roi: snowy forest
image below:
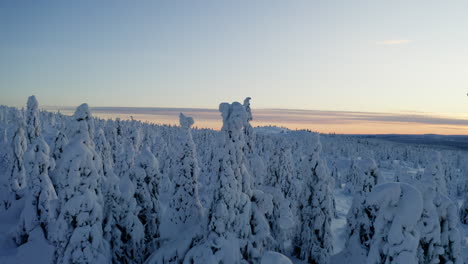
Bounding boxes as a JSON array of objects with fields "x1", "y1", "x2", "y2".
[{"x1": 1, "y1": 96, "x2": 468, "y2": 264}]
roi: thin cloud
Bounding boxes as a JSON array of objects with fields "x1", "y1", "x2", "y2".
[
  {"x1": 376, "y1": 39, "x2": 412, "y2": 45},
  {"x1": 43, "y1": 106, "x2": 468, "y2": 128}
]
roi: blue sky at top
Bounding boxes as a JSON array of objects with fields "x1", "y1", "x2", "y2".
[{"x1": 1, "y1": 0, "x2": 468, "y2": 115}]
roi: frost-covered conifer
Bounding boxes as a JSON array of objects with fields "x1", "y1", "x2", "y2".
[
  {"x1": 10, "y1": 114, "x2": 28, "y2": 198},
  {"x1": 242, "y1": 97, "x2": 266, "y2": 188},
  {"x1": 423, "y1": 151, "x2": 447, "y2": 195},
  {"x1": 129, "y1": 147, "x2": 161, "y2": 256},
  {"x1": 51, "y1": 104, "x2": 108, "y2": 264},
  {"x1": 264, "y1": 138, "x2": 297, "y2": 254},
  {"x1": 366, "y1": 183, "x2": 423, "y2": 264},
  {"x1": 204, "y1": 102, "x2": 254, "y2": 262},
  {"x1": 344, "y1": 158, "x2": 380, "y2": 257},
  {"x1": 25, "y1": 96, "x2": 40, "y2": 143},
  {"x1": 16, "y1": 97, "x2": 57, "y2": 245},
  {"x1": 113, "y1": 173, "x2": 145, "y2": 264},
  {"x1": 417, "y1": 150, "x2": 462, "y2": 264},
  {"x1": 94, "y1": 128, "x2": 122, "y2": 257},
  {"x1": 295, "y1": 133, "x2": 334, "y2": 264},
  {"x1": 51, "y1": 130, "x2": 69, "y2": 162},
  {"x1": 166, "y1": 113, "x2": 202, "y2": 234}
]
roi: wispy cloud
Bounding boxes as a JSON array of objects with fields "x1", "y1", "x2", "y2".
[
  {"x1": 376, "y1": 39, "x2": 412, "y2": 45},
  {"x1": 42, "y1": 106, "x2": 468, "y2": 135}
]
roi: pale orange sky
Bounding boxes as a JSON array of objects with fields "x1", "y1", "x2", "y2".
[{"x1": 49, "y1": 107, "x2": 468, "y2": 135}]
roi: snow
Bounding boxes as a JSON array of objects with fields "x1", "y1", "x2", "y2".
[
  {"x1": 261, "y1": 251, "x2": 293, "y2": 264},
  {"x1": 1, "y1": 96, "x2": 468, "y2": 264}
]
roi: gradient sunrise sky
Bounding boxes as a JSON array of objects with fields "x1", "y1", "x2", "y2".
[{"x1": 1, "y1": 1, "x2": 468, "y2": 134}]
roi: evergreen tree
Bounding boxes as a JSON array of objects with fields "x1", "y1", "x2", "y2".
[
  {"x1": 10, "y1": 113, "x2": 28, "y2": 198},
  {"x1": 295, "y1": 133, "x2": 334, "y2": 264},
  {"x1": 51, "y1": 104, "x2": 108, "y2": 263},
  {"x1": 16, "y1": 96, "x2": 57, "y2": 245}
]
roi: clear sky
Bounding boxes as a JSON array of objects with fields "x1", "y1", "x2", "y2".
[{"x1": 1, "y1": 1, "x2": 468, "y2": 133}]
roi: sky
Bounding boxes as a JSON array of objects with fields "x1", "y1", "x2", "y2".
[{"x1": 1, "y1": 1, "x2": 468, "y2": 134}]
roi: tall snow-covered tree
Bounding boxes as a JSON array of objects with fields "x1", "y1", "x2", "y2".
[
  {"x1": 16, "y1": 96, "x2": 58, "y2": 245},
  {"x1": 166, "y1": 113, "x2": 203, "y2": 233},
  {"x1": 114, "y1": 173, "x2": 145, "y2": 264},
  {"x1": 10, "y1": 113, "x2": 28, "y2": 198},
  {"x1": 51, "y1": 104, "x2": 108, "y2": 264},
  {"x1": 129, "y1": 147, "x2": 161, "y2": 256},
  {"x1": 25, "y1": 95, "x2": 40, "y2": 143},
  {"x1": 295, "y1": 132, "x2": 334, "y2": 264},
  {"x1": 147, "y1": 113, "x2": 204, "y2": 264},
  {"x1": 94, "y1": 128, "x2": 122, "y2": 260},
  {"x1": 264, "y1": 137, "x2": 297, "y2": 254},
  {"x1": 344, "y1": 158, "x2": 380, "y2": 258},
  {"x1": 417, "y1": 150, "x2": 462, "y2": 264},
  {"x1": 204, "y1": 102, "x2": 254, "y2": 262}
]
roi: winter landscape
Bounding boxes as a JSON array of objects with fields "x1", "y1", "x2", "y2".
[
  {"x1": 3, "y1": 1, "x2": 468, "y2": 264},
  {"x1": 0, "y1": 96, "x2": 467, "y2": 263}
]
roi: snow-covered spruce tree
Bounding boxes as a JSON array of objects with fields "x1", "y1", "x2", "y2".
[
  {"x1": 264, "y1": 137, "x2": 297, "y2": 254},
  {"x1": 195, "y1": 102, "x2": 255, "y2": 263},
  {"x1": 10, "y1": 113, "x2": 28, "y2": 199},
  {"x1": 166, "y1": 113, "x2": 202, "y2": 233},
  {"x1": 114, "y1": 172, "x2": 145, "y2": 264},
  {"x1": 344, "y1": 158, "x2": 380, "y2": 258},
  {"x1": 366, "y1": 182, "x2": 423, "y2": 264},
  {"x1": 115, "y1": 136, "x2": 137, "y2": 178},
  {"x1": 294, "y1": 132, "x2": 334, "y2": 264},
  {"x1": 129, "y1": 146, "x2": 161, "y2": 256},
  {"x1": 52, "y1": 130, "x2": 69, "y2": 162},
  {"x1": 434, "y1": 194, "x2": 462, "y2": 264},
  {"x1": 25, "y1": 95, "x2": 41, "y2": 144},
  {"x1": 242, "y1": 97, "x2": 266, "y2": 188},
  {"x1": 51, "y1": 104, "x2": 108, "y2": 263},
  {"x1": 417, "y1": 150, "x2": 462, "y2": 264},
  {"x1": 423, "y1": 151, "x2": 447, "y2": 195},
  {"x1": 147, "y1": 113, "x2": 204, "y2": 264},
  {"x1": 94, "y1": 128, "x2": 122, "y2": 258},
  {"x1": 16, "y1": 96, "x2": 58, "y2": 245}
]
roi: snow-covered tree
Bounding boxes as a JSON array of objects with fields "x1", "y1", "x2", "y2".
[
  {"x1": 295, "y1": 133, "x2": 334, "y2": 264},
  {"x1": 25, "y1": 95, "x2": 40, "y2": 143},
  {"x1": 166, "y1": 113, "x2": 203, "y2": 233},
  {"x1": 202, "y1": 101, "x2": 254, "y2": 262},
  {"x1": 16, "y1": 96, "x2": 57, "y2": 245},
  {"x1": 51, "y1": 104, "x2": 108, "y2": 264},
  {"x1": 114, "y1": 173, "x2": 145, "y2": 264},
  {"x1": 344, "y1": 158, "x2": 380, "y2": 257},
  {"x1": 10, "y1": 114, "x2": 28, "y2": 198},
  {"x1": 129, "y1": 147, "x2": 161, "y2": 256},
  {"x1": 95, "y1": 128, "x2": 122, "y2": 260},
  {"x1": 417, "y1": 150, "x2": 462, "y2": 264},
  {"x1": 264, "y1": 138, "x2": 297, "y2": 254},
  {"x1": 52, "y1": 130, "x2": 69, "y2": 162},
  {"x1": 422, "y1": 151, "x2": 447, "y2": 195},
  {"x1": 366, "y1": 183, "x2": 423, "y2": 264}
]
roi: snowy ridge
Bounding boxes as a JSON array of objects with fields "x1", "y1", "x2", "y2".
[{"x1": 0, "y1": 97, "x2": 468, "y2": 263}]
